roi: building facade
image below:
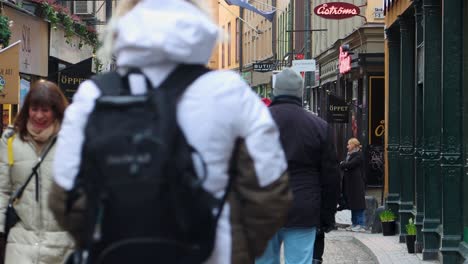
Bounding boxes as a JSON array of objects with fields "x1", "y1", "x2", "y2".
[
  {"x1": 240, "y1": 0, "x2": 274, "y2": 97},
  {"x1": 384, "y1": 0, "x2": 468, "y2": 262},
  {"x1": 0, "y1": 0, "x2": 110, "y2": 129},
  {"x1": 216, "y1": 2, "x2": 240, "y2": 71},
  {"x1": 311, "y1": 0, "x2": 385, "y2": 182},
  {"x1": 208, "y1": 0, "x2": 220, "y2": 69}
]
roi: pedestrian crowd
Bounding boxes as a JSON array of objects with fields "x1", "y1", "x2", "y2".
[{"x1": 0, "y1": 1, "x2": 367, "y2": 264}]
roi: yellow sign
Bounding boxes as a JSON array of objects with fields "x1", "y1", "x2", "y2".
[{"x1": 0, "y1": 41, "x2": 20, "y2": 104}]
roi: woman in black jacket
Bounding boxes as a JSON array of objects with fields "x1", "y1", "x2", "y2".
[{"x1": 340, "y1": 138, "x2": 366, "y2": 232}]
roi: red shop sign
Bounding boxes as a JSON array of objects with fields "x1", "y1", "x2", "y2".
[
  {"x1": 314, "y1": 2, "x2": 360, "y2": 20},
  {"x1": 339, "y1": 46, "x2": 351, "y2": 74}
]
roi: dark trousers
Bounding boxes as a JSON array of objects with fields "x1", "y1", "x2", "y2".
[{"x1": 313, "y1": 230, "x2": 325, "y2": 261}]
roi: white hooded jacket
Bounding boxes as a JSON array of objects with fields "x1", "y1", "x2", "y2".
[{"x1": 52, "y1": 1, "x2": 289, "y2": 263}]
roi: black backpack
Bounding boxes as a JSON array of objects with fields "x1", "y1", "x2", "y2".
[{"x1": 71, "y1": 65, "x2": 227, "y2": 264}]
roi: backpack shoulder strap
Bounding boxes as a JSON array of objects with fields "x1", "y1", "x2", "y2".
[
  {"x1": 158, "y1": 64, "x2": 211, "y2": 97},
  {"x1": 91, "y1": 72, "x2": 126, "y2": 96}
]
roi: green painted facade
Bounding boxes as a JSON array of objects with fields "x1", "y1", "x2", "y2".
[{"x1": 385, "y1": 0, "x2": 467, "y2": 262}]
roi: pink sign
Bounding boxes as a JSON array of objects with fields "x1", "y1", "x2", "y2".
[
  {"x1": 314, "y1": 2, "x2": 360, "y2": 20},
  {"x1": 339, "y1": 46, "x2": 351, "y2": 74}
]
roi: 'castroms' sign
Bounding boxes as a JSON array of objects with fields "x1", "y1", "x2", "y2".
[{"x1": 314, "y1": 2, "x2": 360, "y2": 20}]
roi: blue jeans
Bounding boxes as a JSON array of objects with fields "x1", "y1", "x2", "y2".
[
  {"x1": 351, "y1": 209, "x2": 366, "y2": 226},
  {"x1": 255, "y1": 227, "x2": 317, "y2": 264}
]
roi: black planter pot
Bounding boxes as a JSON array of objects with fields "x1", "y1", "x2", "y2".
[
  {"x1": 381, "y1": 221, "x2": 396, "y2": 236},
  {"x1": 406, "y1": 235, "x2": 416, "y2": 253}
]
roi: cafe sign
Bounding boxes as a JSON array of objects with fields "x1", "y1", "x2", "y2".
[{"x1": 314, "y1": 2, "x2": 360, "y2": 20}]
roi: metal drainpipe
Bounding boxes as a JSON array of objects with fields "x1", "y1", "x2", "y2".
[
  {"x1": 239, "y1": 8, "x2": 244, "y2": 74},
  {"x1": 304, "y1": 0, "x2": 311, "y2": 107},
  {"x1": 289, "y1": 0, "x2": 294, "y2": 66}
]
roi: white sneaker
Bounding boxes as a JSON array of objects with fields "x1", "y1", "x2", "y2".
[
  {"x1": 345, "y1": 225, "x2": 353, "y2": 231},
  {"x1": 351, "y1": 225, "x2": 366, "y2": 232}
]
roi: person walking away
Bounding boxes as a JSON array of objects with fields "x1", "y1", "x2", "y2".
[
  {"x1": 48, "y1": 1, "x2": 292, "y2": 264},
  {"x1": 0, "y1": 80, "x2": 73, "y2": 264},
  {"x1": 256, "y1": 68, "x2": 340, "y2": 264},
  {"x1": 340, "y1": 138, "x2": 366, "y2": 232}
]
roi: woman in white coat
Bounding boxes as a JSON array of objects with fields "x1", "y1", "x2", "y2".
[
  {"x1": 0, "y1": 80, "x2": 73, "y2": 264},
  {"x1": 49, "y1": 1, "x2": 292, "y2": 264}
]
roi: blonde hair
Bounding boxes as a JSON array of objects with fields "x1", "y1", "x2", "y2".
[
  {"x1": 97, "y1": 0, "x2": 214, "y2": 64},
  {"x1": 348, "y1": 138, "x2": 361, "y2": 149}
]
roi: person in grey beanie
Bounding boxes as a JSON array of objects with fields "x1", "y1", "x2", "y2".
[{"x1": 256, "y1": 68, "x2": 340, "y2": 264}]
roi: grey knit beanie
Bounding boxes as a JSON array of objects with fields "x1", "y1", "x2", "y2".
[{"x1": 273, "y1": 68, "x2": 304, "y2": 98}]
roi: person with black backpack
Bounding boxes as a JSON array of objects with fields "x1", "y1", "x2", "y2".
[{"x1": 48, "y1": 1, "x2": 292, "y2": 264}]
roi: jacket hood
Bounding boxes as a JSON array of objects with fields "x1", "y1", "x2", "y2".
[{"x1": 113, "y1": 0, "x2": 219, "y2": 67}]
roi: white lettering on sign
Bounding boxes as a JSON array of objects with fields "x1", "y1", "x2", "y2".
[{"x1": 329, "y1": 105, "x2": 349, "y2": 111}]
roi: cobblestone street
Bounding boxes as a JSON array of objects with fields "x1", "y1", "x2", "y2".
[
  {"x1": 321, "y1": 232, "x2": 376, "y2": 264},
  {"x1": 279, "y1": 210, "x2": 441, "y2": 264}
]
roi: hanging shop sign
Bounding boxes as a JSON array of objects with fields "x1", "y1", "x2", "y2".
[
  {"x1": 0, "y1": 41, "x2": 20, "y2": 104},
  {"x1": 327, "y1": 94, "x2": 349, "y2": 123},
  {"x1": 339, "y1": 46, "x2": 351, "y2": 74},
  {"x1": 58, "y1": 58, "x2": 93, "y2": 102},
  {"x1": 50, "y1": 26, "x2": 93, "y2": 64},
  {"x1": 253, "y1": 63, "x2": 275, "y2": 72},
  {"x1": 314, "y1": 2, "x2": 360, "y2": 20},
  {"x1": 4, "y1": 6, "x2": 48, "y2": 76},
  {"x1": 292, "y1": 59, "x2": 316, "y2": 73}
]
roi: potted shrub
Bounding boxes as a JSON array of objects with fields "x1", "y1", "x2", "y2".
[
  {"x1": 379, "y1": 209, "x2": 396, "y2": 236},
  {"x1": 405, "y1": 218, "x2": 417, "y2": 253}
]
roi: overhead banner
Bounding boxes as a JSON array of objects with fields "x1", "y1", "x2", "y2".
[
  {"x1": 327, "y1": 94, "x2": 349, "y2": 123},
  {"x1": 224, "y1": 0, "x2": 276, "y2": 22},
  {"x1": 58, "y1": 58, "x2": 93, "y2": 102},
  {"x1": 0, "y1": 41, "x2": 21, "y2": 104}
]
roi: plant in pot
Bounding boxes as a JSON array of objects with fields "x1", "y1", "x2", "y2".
[
  {"x1": 379, "y1": 209, "x2": 396, "y2": 236},
  {"x1": 405, "y1": 218, "x2": 417, "y2": 253}
]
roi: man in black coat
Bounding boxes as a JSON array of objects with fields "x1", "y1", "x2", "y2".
[{"x1": 256, "y1": 68, "x2": 340, "y2": 264}]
